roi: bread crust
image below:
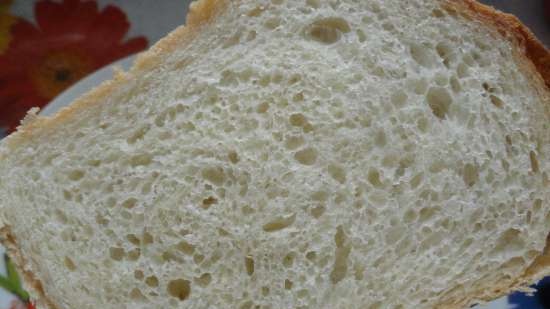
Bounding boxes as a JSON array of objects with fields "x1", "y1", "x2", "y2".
[
  {"x1": 0, "y1": 227, "x2": 58, "y2": 309},
  {"x1": 0, "y1": 1, "x2": 548, "y2": 309},
  {"x1": 433, "y1": 2, "x2": 550, "y2": 308},
  {"x1": 458, "y1": 0, "x2": 550, "y2": 89}
]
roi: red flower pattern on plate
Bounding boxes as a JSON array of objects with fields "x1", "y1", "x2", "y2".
[
  {"x1": 0, "y1": 0, "x2": 147, "y2": 132},
  {"x1": 9, "y1": 299, "x2": 33, "y2": 309}
]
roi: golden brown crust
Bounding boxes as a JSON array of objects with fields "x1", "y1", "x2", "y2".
[
  {"x1": 453, "y1": 0, "x2": 550, "y2": 88},
  {"x1": 1, "y1": 1, "x2": 549, "y2": 309},
  {"x1": 433, "y1": 2, "x2": 550, "y2": 308},
  {"x1": 435, "y1": 236, "x2": 550, "y2": 309},
  {"x1": 0, "y1": 226, "x2": 59, "y2": 309}
]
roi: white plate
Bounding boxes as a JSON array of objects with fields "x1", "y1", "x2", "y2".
[{"x1": 41, "y1": 55, "x2": 136, "y2": 117}]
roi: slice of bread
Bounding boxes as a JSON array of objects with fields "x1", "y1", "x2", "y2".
[{"x1": 1, "y1": 0, "x2": 549, "y2": 308}]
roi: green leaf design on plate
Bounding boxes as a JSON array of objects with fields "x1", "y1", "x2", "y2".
[
  {"x1": 6, "y1": 253, "x2": 22, "y2": 289},
  {"x1": 0, "y1": 254, "x2": 29, "y2": 301}
]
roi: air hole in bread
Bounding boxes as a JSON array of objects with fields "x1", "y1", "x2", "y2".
[
  {"x1": 122, "y1": 198, "x2": 138, "y2": 209},
  {"x1": 489, "y1": 95, "x2": 504, "y2": 108},
  {"x1": 530, "y1": 151, "x2": 540, "y2": 173},
  {"x1": 356, "y1": 29, "x2": 367, "y2": 42},
  {"x1": 246, "y1": 30, "x2": 256, "y2": 41},
  {"x1": 293, "y1": 92, "x2": 305, "y2": 102},
  {"x1": 305, "y1": 251, "x2": 317, "y2": 262},
  {"x1": 202, "y1": 196, "x2": 218, "y2": 209},
  {"x1": 456, "y1": 63, "x2": 469, "y2": 78},
  {"x1": 226, "y1": 151, "x2": 240, "y2": 164},
  {"x1": 410, "y1": 173, "x2": 424, "y2": 189},
  {"x1": 167, "y1": 279, "x2": 191, "y2": 301},
  {"x1": 403, "y1": 209, "x2": 417, "y2": 223},
  {"x1": 426, "y1": 87, "x2": 452, "y2": 119},
  {"x1": 305, "y1": 0, "x2": 320, "y2": 8},
  {"x1": 284, "y1": 279, "x2": 293, "y2": 290},
  {"x1": 391, "y1": 90, "x2": 407, "y2": 108},
  {"x1": 374, "y1": 130, "x2": 386, "y2": 147},
  {"x1": 142, "y1": 231, "x2": 154, "y2": 245},
  {"x1": 64, "y1": 256, "x2": 77, "y2": 271},
  {"x1": 382, "y1": 154, "x2": 398, "y2": 167},
  {"x1": 415, "y1": 116, "x2": 429, "y2": 133},
  {"x1": 492, "y1": 229, "x2": 524, "y2": 257},
  {"x1": 244, "y1": 256, "x2": 255, "y2": 276},
  {"x1": 127, "y1": 234, "x2": 140, "y2": 246},
  {"x1": 130, "y1": 288, "x2": 146, "y2": 301},
  {"x1": 330, "y1": 226, "x2": 351, "y2": 284},
  {"x1": 419, "y1": 206, "x2": 439, "y2": 222},
  {"x1": 450, "y1": 76, "x2": 461, "y2": 93},
  {"x1": 386, "y1": 226, "x2": 405, "y2": 245},
  {"x1": 410, "y1": 43, "x2": 435, "y2": 68},
  {"x1": 368, "y1": 169, "x2": 383, "y2": 187},
  {"x1": 264, "y1": 17, "x2": 281, "y2": 29},
  {"x1": 63, "y1": 190, "x2": 72, "y2": 201},
  {"x1": 175, "y1": 240, "x2": 195, "y2": 255},
  {"x1": 470, "y1": 51, "x2": 483, "y2": 65},
  {"x1": 127, "y1": 125, "x2": 151, "y2": 144},
  {"x1": 67, "y1": 170, "x2": 85, "y2": 181},
  {"x1": 289, "y1": 113, "x2": 309, "y2": 127},
  {"x1": 256, "y1": 102, "x2": 270, "y2": 114},
  {"x1": 431, "y1": 8, "x2": 445, "y2": 18},
  {"x1": 410, "y1": 78, "x2": 428, "y2": 95},
  {"x1": 134, "y1": 270, "x2": 144, "y2": 280},
  {"x1": 436, "y1": 42, "x2": 453, "y2": 63},
  {"x1": 193, "y1": 254, "x2": 205, "y2": 265},
  {"x1": 110, "y1": 247, "x2": 125, "y2": 261},
  {"x1": 105, "y1": 197, "x2": 117, "y2": 208},
  {"x1": 240, "y1": 300, "x2": 255, "y2": 309},
  {"x1": 223, "y1": 29, "x2": 243, "y2": 48},
  {"x1": 141, "y1": 181, "x2": 153, "y2": 195},
  {"x1": 263, "y1": 213, "x2": 296, "y2": 232},
  {"x1": 305, "y1": 17, "x2": 351, "y2": 44},
  {"x1": 120, "y1": 210, "x2": 132, "y2": 220},
  {"x1": 434, "y1": 73, "x2": 448, "y2": 86},
  {"x1": 382, "y1": 22, "x2": 394, "y2": 31},
  {"x1": 282, "y1": 252, "x2": 296, "y2": 268},
  {"x1": 127, "y1": 248, "x2": 141, "y2": 261},
  {"x1": 87, "y1": 159, "x2": 101, "y2": 167},
  {"x1": 145, "y1": 276, "x2": 159, "y2": 287},
  {"x1": 95, "y1": 213, "x2": 109, "y2": 226},
  {"x1": 129, "y1": 154, "x2": 153, "y2": 167},
  {"x1": 328, "y1": 164, "x2": 346, "y2": 183},
  {"x1": 195, "y1": 273, "x2": 212, "y2": 287},
  {"x1": 202, "y1": 167, "x2": 225, "y2": 186},
  {"x1": 462, "y1": 163, "x2": 479, "y2": 187},
  {"x1": 310, "y1": 205, "x2": 326, "y2": 218},
  {"x1": 294, "y1": 147, "x2": 318, "y2": 165},
  {"x1": 285, "y1": 135, "x2": 305, "y2": 150},
  {"x1": 162, "y1": 251, "x2": 182, "y2": 263}
]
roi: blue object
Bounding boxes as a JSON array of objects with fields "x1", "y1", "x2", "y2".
[{"x1": 509, "y1": 277, "x2": 550, "y2": 309}]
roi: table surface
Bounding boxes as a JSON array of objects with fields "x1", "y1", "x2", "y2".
[{"x1": 482, "y1": 0, "x2": 549, "y2": 46}]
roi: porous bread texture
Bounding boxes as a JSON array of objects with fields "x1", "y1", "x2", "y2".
[{"x1": 1, "y1": 0, "x2": 550, "y2": 308}]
